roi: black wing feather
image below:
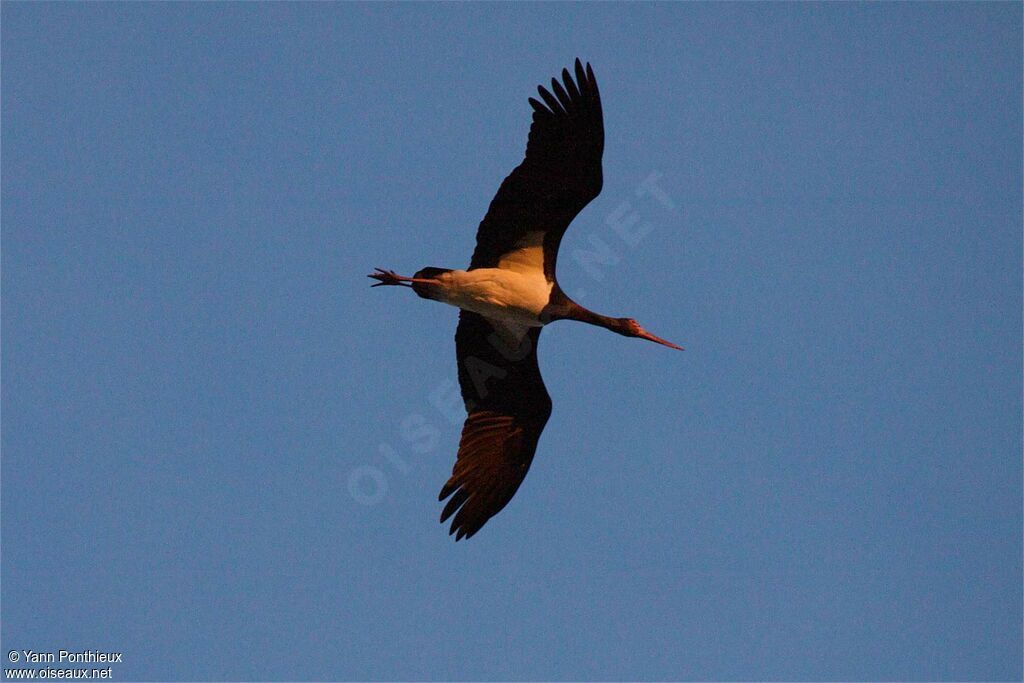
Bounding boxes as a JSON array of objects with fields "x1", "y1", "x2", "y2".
[
  {"x1": 439, "y1": 311, "x2": 552, "y2": 540},
  {"x1": 468, "y1": 59, "x2": 604, "y2": 281}
]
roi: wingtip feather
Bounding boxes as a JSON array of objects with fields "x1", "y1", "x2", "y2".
[
  {"x1": 536, "y1": 83, "x2": 564, "y2": 115},
  {"x1": 550, "y1": 77, "x2": 572, "y2": 111}
]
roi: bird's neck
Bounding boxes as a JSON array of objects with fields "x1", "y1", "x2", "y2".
[{"x1": 560, "y1": 300, "x2": 628, "y2": 335}]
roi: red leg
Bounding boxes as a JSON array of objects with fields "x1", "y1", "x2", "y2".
[{"x1": 367, "y1": 268, "x2": 441, "y2": 288}]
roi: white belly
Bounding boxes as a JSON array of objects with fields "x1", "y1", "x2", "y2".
[{"x1": 434, "y1": 269, "x2": 553, "y2": 327}]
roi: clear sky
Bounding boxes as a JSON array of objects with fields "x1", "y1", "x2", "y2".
[{"x1": 2, "y1": 3, "x2": 1021, "y2": 681}]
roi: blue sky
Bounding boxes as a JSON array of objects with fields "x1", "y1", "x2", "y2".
[{"x1": 2, "y1": 3, "x2": 1020, "y2": 681}]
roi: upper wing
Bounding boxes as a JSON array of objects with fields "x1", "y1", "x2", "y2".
[
  {"x1": 469, "y1": 59, "x2": 604, "y2": 281},
  {"x1": 439, "y1": 311, "x2": 553, "y2": 540}
]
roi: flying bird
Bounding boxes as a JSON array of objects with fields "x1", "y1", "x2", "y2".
[{"x1": 369, "y1": 59, "x2": 681, "y2": 540}]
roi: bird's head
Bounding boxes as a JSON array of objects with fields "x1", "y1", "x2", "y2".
[{"x1": 616, "y1": 318, "x2": 683, "y2": 350}]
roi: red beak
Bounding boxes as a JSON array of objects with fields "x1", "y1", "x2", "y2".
[{"x1": 636, "y1": 328, "x2": 684, "y2": 350}]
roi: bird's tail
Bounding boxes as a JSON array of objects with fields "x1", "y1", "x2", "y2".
[{"x1": 412, "y1": 267, "x2": 451, "y2": 300}]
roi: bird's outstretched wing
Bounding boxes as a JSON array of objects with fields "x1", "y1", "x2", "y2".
[
  {"x1": 439, "y1": 311, "x2": 552, "y2": 540},
  {"x1": 469, "y1": 59, "x2": 604, "y2": 281}
]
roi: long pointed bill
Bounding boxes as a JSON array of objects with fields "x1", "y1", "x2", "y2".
[{"x1": 636, "y1": 328, "x2": 684, "y2": 350}]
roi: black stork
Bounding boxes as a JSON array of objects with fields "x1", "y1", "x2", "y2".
[{"x1": 369, "y1": 59, "x2": 681, "y2": 540}]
